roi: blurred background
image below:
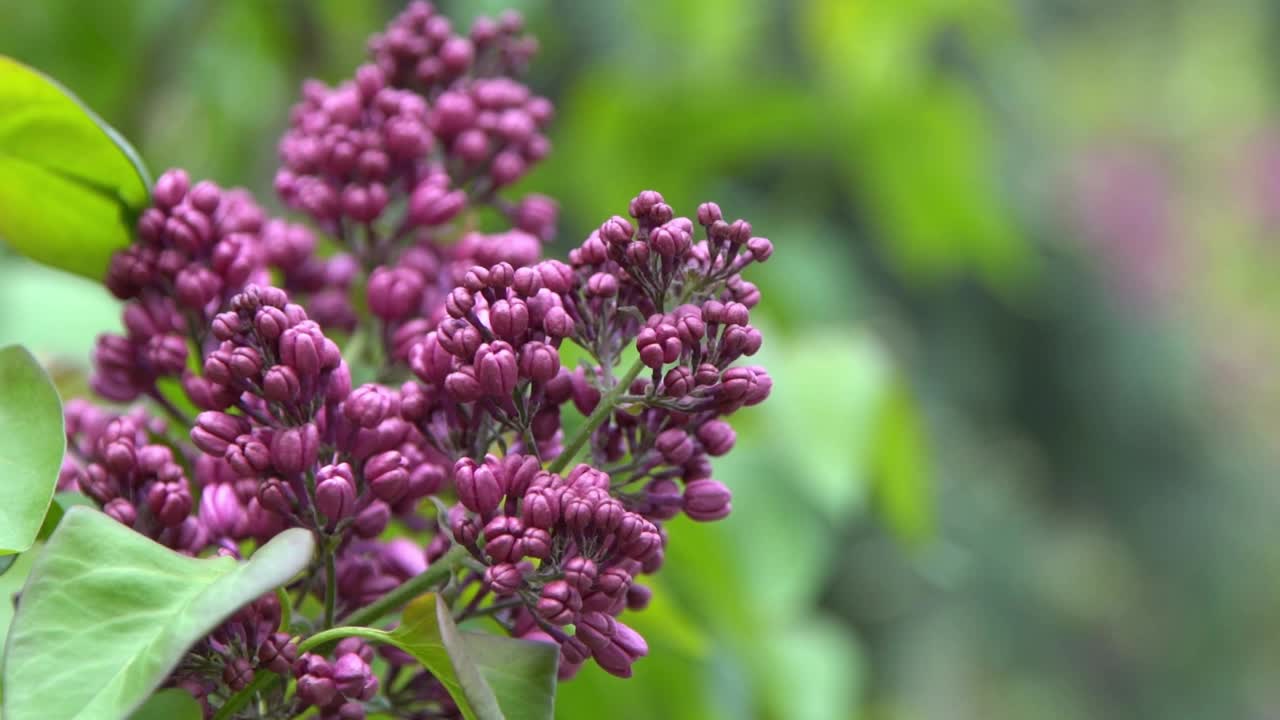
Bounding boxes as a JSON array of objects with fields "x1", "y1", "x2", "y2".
[{"x1": 3, "y1": 1, "x2": 1279, "y2": 718}]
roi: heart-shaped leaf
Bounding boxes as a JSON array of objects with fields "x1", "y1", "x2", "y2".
[
  {"x1": 0, "y1": 55, "x2": 150, "y2": 280},
  {"x1": 2, "y1": 508, "x2": 315, "y2": 720},
  {"x1": 0, "y1": 345, "x2": 64, "y2": 554}
]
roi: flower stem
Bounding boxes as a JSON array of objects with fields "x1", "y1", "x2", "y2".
[
  {"x1": 549, "y1": 356, "x2": 646, "y2": 474},
  {"x1": 341, "y1": 544, "x2": 469, "y2": 627},
  {"x1": 298, "y1": 625, "x2": 390, "y2": 654},
  {"x1": 323, "y1": 542, "x2": 337, "y2": 629}
]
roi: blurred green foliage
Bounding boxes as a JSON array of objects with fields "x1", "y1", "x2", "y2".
[{"x1": 3, "y1": 1, "x2": 1278, "y2": 719}]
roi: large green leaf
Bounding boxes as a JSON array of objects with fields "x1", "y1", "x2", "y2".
[
  {"x1": 0, "y1": 345, "x2": 64, "y2": 554},
  {"x1": 313, "y1": 594, "x2": 559, "y2": 720},
  {"x1": 0, "y1": 55, "x2": 150, "y2": 280},
  {"x1": 2, "y1": 508, "x2": 314, "y2": 720}
]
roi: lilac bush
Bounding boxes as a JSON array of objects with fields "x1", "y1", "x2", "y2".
[{"x1": 47, "y1": 3, "x2": 772, "y2": 717}]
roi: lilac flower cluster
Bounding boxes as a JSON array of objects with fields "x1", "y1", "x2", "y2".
[
  {"x1": 95, "y1": 170, "x2": 268, "y2": 404},
  {"x1": 60, "y1": 3, "x2": 775, "y2": 717}
]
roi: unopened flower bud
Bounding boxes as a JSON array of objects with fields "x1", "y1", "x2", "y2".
[
  {"x1": 270, "y1": 423, "x2": 320, "y2": 475},
  {"x1": 683, "y1": 479, "x2": 732, "y2": 521},
  {"x1": 365, "y1": 450, "x2": 409, "y2": 503},
  {"x1": 536, "y1": 580, "x2": 581, "y2": 625},
  {"x1": 483, "y1": 562, "x2": 523, "y2": 595}
]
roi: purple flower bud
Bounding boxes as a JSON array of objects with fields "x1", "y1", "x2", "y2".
[
  {"x1": 521, "y1": 486, "x2": 560, "y2": 529},
  {"x1": 200, "y1": 482, "x2": 245, "y2": 538},
  {"x1": 598, "y1": 215, "x2": 634, "y2": 245},
  {"x1": 222, "y1": 658, "x2": 254, "y2": 692},
  {"x1": 519, "y1": 527, "x2": 551, "y2": 559},
  {"x1": 103, "y1": 497, "x2": 137, "y2": 526},
  {"x1": 741, "y1": 235, "x2": 773, "y2": 261},
  {"x1": 333, "y1": 653, "x2": 373, "y2": 697},
  {"x1": 490, "y1": 150, "x2": 526, "y2": 186},
  {"x1": 327, "y1": 362, "x2": 354, "y2": 405},
  {"x1": 192, "y1": 412, "x2": 250, "y2": 456},
  {"x1": 586, "y1": 272, "x2": 618, "y2": 298},
  {"x1": 147, "y1": 480, "x2": 192, "y2": 526},
  {"x1": 536, "y1": 580, "x2": 581, "y2": 625},
  {"x1": 518, "y1": 342, "x2": 560, "y2": 383},
  {"x1": 368, "y1": 266, "x2": 425, "y2": 321},
  {"x1": 489, "y1": 298, "x2": 530, "y2": 341},
  {"x1": 563, "y1": 556, "x2": 598, "y2": 593},
  {"x1": 722, "y1": 302, "x2": 750, "y2": 327},
  {"x1": 483, "y1": 515, "x2": 523, "y2": 563},
  {"x1": 474, "y1": 342, "x2": 518, "y2": 397},
  {"x1": 353, "y1": 500, "x2": 391, "y2": 538},
  {"x1": 649, "y1": 223, "x2": 690, "y2": 257},
  {"x1": 562, "y1": 492, "x2": 594, "y2": 532},
  {"x1": 344, "y1": 384, "x2": 400, "y2": 429},
  {"x1": 297, "y1": 674, "x2": 338, "y2": 708},
  {"x1": 592, "y1": 498, "x2": 624, "y2": 533},
  {"x1": 542, "y1": 306, "x2": 574, "y2": 338},
  {"x1": 270, "y1": 423, "x2": 320, "y2": 475},
  {"x1": 654, "y1": 428, "x2": 694, "y2": 465},
  {"x1": 455, "y1": 458, "x2": 503, "y2": 514},
  {"x1": 626, "y1": 583, "x2": 652, "y2": 611},
  {"x1": 483, "y1": 562, "x2": 523, "y2": 595},
  {"x1": 365, "y1": 450, "x2": 409, "y2": 503},
  {"x1": 263, "y1": 365, "x2": 301, "y2": 404},
  {"x1": 153, "y1": 169, "x2": 190, "y2": 209},
  {"x1": 258, "y1": 632, "x2": 298, "y2": 675},
  {"x1": 409, "y1": 183, "x2": 466, "y2": 226},
  {"x1": 683, "y1": 479, "x2": 732, "y2": 521},
  {"x1": 225, "y1": 433, "x2": 272, "y2": 476},
  {"x1": 697, "y1": 420, "x2": 736, "y2": 456},
  {"x1": 695, "y1": 363, "x2": 721, "y2": 386},
  {"x1": 279, "y1": 320, "x2": 336, "y2": 378},
  {"x1": 594, "y1": 566, "x2": 633, "y2": 597},
  {"x1": 535, "y1": 260, "x2": 574, "y2": 293},
  {"x1": 143, "y1": 334, "x2": 189, "y2": 376},
  {"x1": 315, "y1": 463, "x2": 357, "y2": 524},
  {"x1": 430, "y1": 91, "x2": 477, "y2": 136},
  {"x1": 258, "y1": 477, "x2": 298, "y2": 516},
  {"x1": 445, "y1": 367, "x2": 483, "y2": 402},
  {"x1": 696, "y1": 202, "x2": 722, "y2": 226}
]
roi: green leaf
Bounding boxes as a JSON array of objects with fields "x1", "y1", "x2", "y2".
[
  {"x1": 127, "y1": 689, "x2": 202, "y2": 720},
  {"x1": 2, "y1": 508, "x2": 315, "y2": 720},
  {"x1": 460, "y1": 629, "x2": 558, "y2": 720},
  {"x1": 870, "y1": 379, "x2": 934, "y2": 544},
  {"x1": 36, "y1": 491, "x2": 95, "y2": 541},
  {"x1": 0, "y1": 55, "x2": 150, "y2": 280},
  {"x1": 0, "y1": 345, "x2": 64, "y2": 554},
  {"x1": 311, "y1": 594, "x2": 559, "y2": 720},
  {"x1": 0, "y1": 546, "x2": 37, "y2": 651},
  {"x1": 389, "y1": 594, "x2": 503, "y2": 720}
]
